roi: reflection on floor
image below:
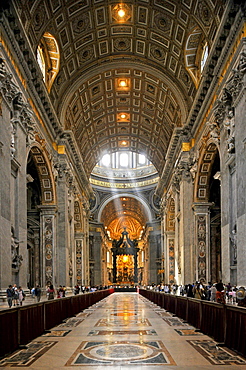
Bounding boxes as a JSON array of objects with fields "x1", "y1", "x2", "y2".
[
  {"x1": 65, "y1": 340, "x2": 175, "y2": 366},
  {"x1": 0, "y1": 292, "x2": 246, "y2": 369}
]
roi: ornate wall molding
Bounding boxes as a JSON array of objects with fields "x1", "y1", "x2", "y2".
[
  {"x1": 29, "y1": 145, "x2": 56, "y2": 204},
  {"x1": 194, "y1": 142, "x2": 218, "y2": 202}
]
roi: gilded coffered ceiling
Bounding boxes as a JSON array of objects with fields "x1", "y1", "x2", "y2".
[
  {"x1": 100, "y1": 196, "x2": 149, "y2": 239},
  {"x1": 17, "y1": 0, "x2": 225, "y2": 175}
]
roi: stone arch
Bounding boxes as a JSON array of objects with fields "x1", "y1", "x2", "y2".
[
  {"x1": 98, "y1": 193, "x2": 152, "y2": 223},
  {"x1": 37, "y1": 32, "x2": 60, "y2": 92},
  {"x1": 193, "y1": 139, "x2": 221, "y2": 283},
  {"x1": 194, "y1": 141, "x2": 220, "y2": 202},
  {"x1": 28, "y1": 145, "x2": 56, "y2": 205},
  {"x1": 184, "y1": 26, "x2": 207, "y2": 88}
]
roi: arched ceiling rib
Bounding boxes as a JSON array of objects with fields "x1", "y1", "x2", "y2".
[
  {"x1": 63, "y1": 65, "x2": 184, "y2": 175},
  {"x1": 18, "y1": 0, "x2": 225, "y2": 176},
  {"x1": 100, "y1": 196, "x2": 149, "y2": 239}
]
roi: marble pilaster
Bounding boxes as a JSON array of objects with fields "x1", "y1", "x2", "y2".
[
  {"x1": 233, "y1": 55, "x2": 246, "y2": 286},
  {"x1": 192, "y1": 203, "x2": 213, "y2": 283},
  {"x1": 55, "y1": 161, "x2": 70, "y2": 287},
  {"x1": 179, "y1": 176, "x2": 194, "y2": 284},
  {"x1": 94, "y1": 234, "x2": 102, "y2": 286},
  {"x1": 0, "y1": 104, "x2": 12, "y2": 289},
  {"x1": 39, "y1": 205, "x2": 57, "y2": 287},
  {"x1": 148, "y1": 233, "x2": 157, "y2": 284},
  {"x1": 165, "y1": 231, "x2": 175, "y2": 285},
  {"x1": 33, "y1": 227, "x2": 40, "y2": 286},
  {"x1": 75, "y1": 233, "x2": 84, "y2": 286}
]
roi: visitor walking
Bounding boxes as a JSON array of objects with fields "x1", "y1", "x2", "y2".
[
  {"x1": 18, "y1": 286, "x2": 25, "y2": 306},
  {"x1": 35, "y1": 285, "x2": 42, "y2": 302},
  {"x1": 6, "y1": 285, "x2": 14, "y2": 308},
  {"x1": 12, "y1": 284, "x2": 19, "y2": 306},
  {"x1": 47, "y1": 284, "x2": 55, "y2": 300}
]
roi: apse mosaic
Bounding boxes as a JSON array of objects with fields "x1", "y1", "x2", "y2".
[{"x1": 65, "y1": 340, "x2": 176, "y2": 366}]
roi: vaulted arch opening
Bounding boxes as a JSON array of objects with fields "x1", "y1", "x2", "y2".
[{"x1": 37, "y1": 32, "x2": 60, "y2": 92}]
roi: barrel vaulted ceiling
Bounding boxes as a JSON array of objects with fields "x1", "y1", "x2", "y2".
[
  {"x1": 100, "y1": 196, "x2": 149, "y2": 239},
  {"x1": 17, "y1": 0, "x2": 225, "y2": 176}
]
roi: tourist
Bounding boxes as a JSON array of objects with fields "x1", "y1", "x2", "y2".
[
  {"x1": 210, "y1": 284, "x2": 217, "y2": 302},
  {"x1": 12, "y1": 284, "x2": 19, "y2": 306},
  {"x1": 35, "y1": 285, "x2": 42, "y2": 302},
  {"x1": 193, "y1": 281, "x2": 205, "y2": 299},
  {"x1": 6, "y1": 285, "x2": 14, "y2": 308},
  {"x1": 18, "y1": 286, "x2": 25, "y2": 306},
  {"x1": 58, "y1": 285, "x2": 64, "y2": 298},
  {"x1": 47, "y1": 284, "x2": 55, "y2": 300}
]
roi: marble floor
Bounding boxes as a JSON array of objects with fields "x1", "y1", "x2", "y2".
[{"x1": 1, "y1": 292, "x2": 246, "y2": 369}]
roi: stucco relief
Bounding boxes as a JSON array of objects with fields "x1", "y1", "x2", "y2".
[
  {"x1": 44, "y1": 216, "x2": 53, "y2": 283},
  {"x1": 169, "y1": 239, "x2": 175, "y2": 284},
  {"x1": 197, "y1": 216, "x2": 206, "y2": 281}
]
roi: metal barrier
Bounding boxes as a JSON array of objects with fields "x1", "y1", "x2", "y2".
[
  {"x1": 0, "y1": 289, "x2": 114, "y2": 358},
  {"x1": 139, "y1": 289, "x2": 246, "y2": 357}
]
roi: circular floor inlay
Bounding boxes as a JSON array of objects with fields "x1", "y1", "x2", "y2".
[
  {"x1": 90, "y1": 344, "x2": 153, "y2": 360},
  {"x1": 111, "y1": 312, "x2": 136, "y2": 316}
]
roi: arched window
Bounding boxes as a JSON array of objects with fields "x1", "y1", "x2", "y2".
[
  {"x1": 120, "y1": 153, "x2": 129, "y2": 167},
  {"x1": 101, "y1": 154, "x2": 111, "y2": 167},
  {"x1": 201, "y1": 43, "x2": 209, "y2": 72},
  {"x1": 37, "y1": 45, "x2": 45, "y2": 77},
  {"x1": 185, "y1": 27, "x2": 208, "y2": 88},
  {"x1": 99, "y1": 152, "x2": 149, "y2": 169},
  {"x1": 36, "y1": 32, "x2": 60, "y2": 92}
]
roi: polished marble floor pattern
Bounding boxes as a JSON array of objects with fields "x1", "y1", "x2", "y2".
[{"x1": 1, "y1": 292, "x2": 246, "y2": 369}]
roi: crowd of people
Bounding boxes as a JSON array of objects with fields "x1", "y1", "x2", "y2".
[
  {"x1": 146, "y1": 280, "x2": 246, "y2": 305},
  {"x1": 73, "y1": 285, "x2": 109, "y2": 295},
  {"x1": 6, "y1": 284, "x2": 26, "y2": 308},
  {"x1": 5, "y1": 283, "x2": 110, "y2": 308},
  {"x1": 6, "y1": 281, "x2": 246, "y2": 308}
]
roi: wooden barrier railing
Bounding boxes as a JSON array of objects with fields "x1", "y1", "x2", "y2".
[
  {"x1": 0, "y1": 289, "x2": 114, "y2": 358},
  {"x1": 139, "y1": 289, "x2": 246, "y2": 357}
]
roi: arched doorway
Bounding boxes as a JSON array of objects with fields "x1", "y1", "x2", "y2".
[
  {"x1": 26, "y1": 152, "x2": 42, "y2": 289},
  {"x1": 195, "y1": 142, "x2": 221, "y2": 283},
  {"x1": 208, "y1": 151, "x2": 221, "y2": 283},
  {"x1": 26, "y1": 145, "x2": 56, "y2": 288}
]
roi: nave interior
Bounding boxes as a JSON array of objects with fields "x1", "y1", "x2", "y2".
[{"x1": 1, "y1": 292, "x2": 246, "y2": 369}]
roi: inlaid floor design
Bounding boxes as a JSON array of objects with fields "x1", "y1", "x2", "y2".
[
  {"x1": 75, "y1": 312, "x2": 91, "y2": 318},
  {"x1": 57, "y1": 318, "x2": 84, "y2": 328},
  {"x1": 42, "y1": 330, "x2": 71, "y2": 337},
  {"x1": 65, "y1": 340, "x2": 176, "y2": 366},
  {"x1": 187, "y1": 340, "x2": 246, "y2": 365},
  {"x1": 162, "y1": 317, "x2": 190, "y2": 326},
  {"x1": 1, "y1": 292, "x2": 246, "y2": 369},
  {"x1": 174, "y1": 328, "x2": 204, "y2": 336},
  {"x1": 88, "y1": 329, "x2": 157, "y2": 336},
  {"x1": 94, "y1": 317, "x2": 152, "y2": 327},
  {"x1": 0, "y1": 342, "x2": 57, "y2": 367}
]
